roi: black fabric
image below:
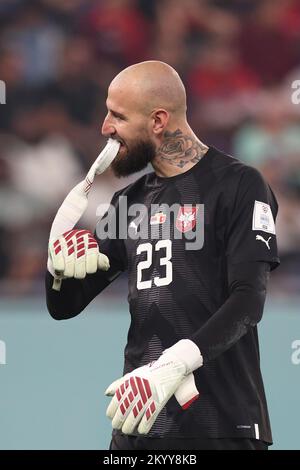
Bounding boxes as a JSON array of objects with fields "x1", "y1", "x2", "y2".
[
  {"x1": 109, "y1": 432, "x2": 268, "y2": 450},
  {"x1": 45, "y1": 146, "x2": 280, "y2": 443},
  {"x1": 45, "y1": 254, "x2": 123, "y2": 320},
  {"x1": 191, "y1": 261, "x2": 270, "y2": 362}
]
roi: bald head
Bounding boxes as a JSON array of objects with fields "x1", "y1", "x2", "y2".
[
  {"x1": 102, "y1": 61, "x2": 203, "y2": 179},
  {"x1": 109, "y1": 61, "x2": 187, "y2": 118}
]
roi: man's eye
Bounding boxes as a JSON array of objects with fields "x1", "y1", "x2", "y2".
[{"x1": 111, "y1": 112, "x2": 123, "y2": 120}]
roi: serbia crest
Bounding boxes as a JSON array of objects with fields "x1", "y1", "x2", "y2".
[{"x1": 176, "y1": 206, "x2": 199, "y2": 233}]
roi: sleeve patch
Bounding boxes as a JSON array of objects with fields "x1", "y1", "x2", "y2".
[{"x1": 252, "y1": 200, "x2": 276, "y2": 234}]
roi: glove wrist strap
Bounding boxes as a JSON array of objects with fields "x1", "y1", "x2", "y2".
[{"x1": 164, "y1": 339, "x2": 203, "y2": 373}]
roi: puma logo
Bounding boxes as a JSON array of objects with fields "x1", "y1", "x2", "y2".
[
  {"x1": 256, "y1": 235, "x2": 271, "y2": 250},
  {"x1": 129, "y1": 220, "x2": 138, "y2": 234}
]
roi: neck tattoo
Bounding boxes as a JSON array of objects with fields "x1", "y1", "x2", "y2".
[{"x1": 156, "y1": 129, "x2": 208, "y2": 169}]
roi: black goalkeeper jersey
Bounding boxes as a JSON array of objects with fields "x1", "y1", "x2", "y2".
[
  {"x1": 46, "y1": 146, "x2": 280, "y2": 442},
  {"x1": 92, "y1": 146, "x2": 280, "y2": 443}
]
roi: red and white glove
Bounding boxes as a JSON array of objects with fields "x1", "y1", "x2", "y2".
[
  {"x1": 48, "y1": 229, "x2": 109, "y2": 287},
  {"x1": 47, "y1": 138, "x2": 120, "y2": 291},
  {"x1": 105, "y1": 339, "x2": 203, "y2": 435}
]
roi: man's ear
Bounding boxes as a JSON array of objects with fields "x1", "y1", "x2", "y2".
[{"x1": 151, "y1": 109, "x2": 169, "y2": 136}]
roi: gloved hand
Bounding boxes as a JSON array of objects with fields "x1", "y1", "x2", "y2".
[
  {"x1": 48, "y1": 229, "x2": 109, "y2": 285},
  {"x1": 105, "y1": 339, "x2": 203, "y2": 435},
  {"x1": 47, "y1": 138, "x2": 120, "y2": 291}
]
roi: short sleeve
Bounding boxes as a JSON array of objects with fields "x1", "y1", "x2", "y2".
[{"x1": 225, "y1": 167, "x2": 280, "y2": 270}]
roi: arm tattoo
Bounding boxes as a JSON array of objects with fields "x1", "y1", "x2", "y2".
[{"x1": 156, "y1": 129, "x2": 208, "y2": 168}]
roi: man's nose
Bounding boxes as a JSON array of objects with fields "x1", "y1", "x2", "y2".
[{"x1": 101, "y1": 117, "x2": 116, "y2": 137}]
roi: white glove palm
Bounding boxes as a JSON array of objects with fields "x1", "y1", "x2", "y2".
[{"x1": 105, "y1": 339, "x2": 203, "y2": 435}]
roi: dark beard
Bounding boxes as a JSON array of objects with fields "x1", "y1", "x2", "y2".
[{"x1": 111, "y1": 139, "x2": 156, "y2": 177}]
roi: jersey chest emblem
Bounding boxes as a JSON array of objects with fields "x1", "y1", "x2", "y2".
[
  {"x1": 176, "y1": 206, "x2": 198, "y2": 233},
  {"x1": 150, "y1": 212, "x2": 166, "y2": 225}
]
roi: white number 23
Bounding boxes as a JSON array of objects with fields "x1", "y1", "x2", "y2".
[{"x1": 136, "y1": 240, "x2": 172, "y2": 290}]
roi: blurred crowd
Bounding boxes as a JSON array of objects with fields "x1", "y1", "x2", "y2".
[{"x1": 0, "y1": 0, "x2": 300, "y2": 296}]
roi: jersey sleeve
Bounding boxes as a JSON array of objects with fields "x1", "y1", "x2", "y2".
[
  {"x1": 225, "y1": 167, "x2": 280, "y2": 270},
  {"x1": 191, "y1": 261, "x2": 270, "y2": 362}
]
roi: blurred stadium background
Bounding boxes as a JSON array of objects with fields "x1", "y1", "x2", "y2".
[{"x1": 0, "y1": 0, "x2": 299, "y2": 449}]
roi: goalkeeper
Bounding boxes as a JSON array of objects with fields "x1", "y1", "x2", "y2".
[{"x1": 46, "y1": 61, "x2": 280, "y2": 450}]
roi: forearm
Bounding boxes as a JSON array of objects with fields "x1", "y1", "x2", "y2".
[
  {"x1": 45, "y1": 268, "x2": 114, "y2": 320},
  {"x1": 190, "y1": 261, "x2": 270, "y2": 363}
]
